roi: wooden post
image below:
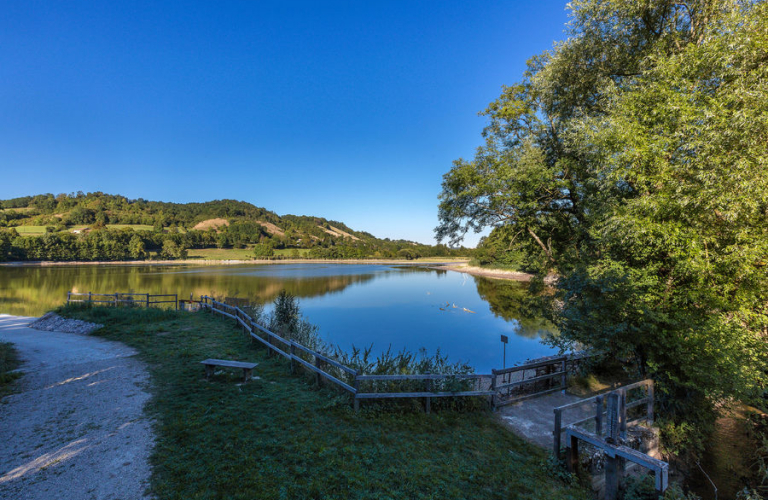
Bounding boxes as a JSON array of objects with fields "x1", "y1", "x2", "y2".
[
  {"x1": 553, "y1": 408, "x2": 562, "y2": 458},
  {"x1": 114, "y1": 293, "x2": 118, "y2": 307},
  {"x1": 560, "y1": 358, "x2": 567, "y2": 393},
  {"x1": 174, "y1": 294, "x2": 178, "y2": 310},
  {"x1": 314, "y1": 356, "x2": 322, "y2": 387},
  {"x1": 605, "y1": 393, "x2": 621, "y2": 500},
  {"x1": 655, "y1": 465, "x2": 669, "y2": 494},
  {"x1": 566, "y1": 433, "x2": 579, "y2": 472},
  {"x1": 88, "y1": 291, "x2": 92, "y2": 304},
  {"x1": 146, "y1": 293, "x2": 150, "y2": 308},
  {"x1": 290, "y1": 343, "x2": 296, "y2": 374},
  {"x1": 67, "y1": 291, "x2": 71, "y2": 305},
  {"x1": 595, "y1": 396, "x2": 604, "y2": 436},
  {"x1": 490, "y1": 369, "x2": 497, "y2": 411},
  {"x1": 425, "y1": 378, "x2": 432, "y2": 414},
  {"x1": 353, "y1": 372, "x2": 360, "y2": 412},
  {"x1": 646, "y1": 381, "x2": 654, "y2": 424},
  {"x1": 605, "y1": 450, "x2": 619, "y2": 500},
  {"x1": 619, "y1": 388, "x2": 627, "y2": 440}
]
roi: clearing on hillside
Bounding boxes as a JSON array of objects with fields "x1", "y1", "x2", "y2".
[
  {"x1": 193, "y1": 218, "x2": 230, "y2": 231},
  {"x1": 320, "y1": 225, "x2": 360, "y2": 240},
  {"x1": 256, "y1": 221, "x2": 285, "y2": 237}
]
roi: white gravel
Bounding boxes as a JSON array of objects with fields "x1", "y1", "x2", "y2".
[
  {"x1": 0, "y1": 314, "x2": 155, "y2": 500},
  {"x1": 28, "y1": 312, "x2": 104, "y2": 335}
]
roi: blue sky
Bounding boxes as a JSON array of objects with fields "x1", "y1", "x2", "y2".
[{"x1": 1, "y1": 1, "x2": 570, "y2": 245}]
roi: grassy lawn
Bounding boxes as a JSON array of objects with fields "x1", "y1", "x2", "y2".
[
  {"x1": 59, "y1": 305, "x2": 587, "y2": 500},
  {"x1": 0, "y1": 341, "x2": 21, "y2": 398}
]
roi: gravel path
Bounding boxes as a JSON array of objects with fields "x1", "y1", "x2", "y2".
[{"x1": 0, "y1": 314, "x2": 154, "y2": 500}]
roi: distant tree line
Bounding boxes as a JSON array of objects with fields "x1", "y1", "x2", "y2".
[{"x1": 0, "y1": 192, "x2": 469, "y2": 262}]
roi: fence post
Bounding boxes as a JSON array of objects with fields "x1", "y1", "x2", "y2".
[
  {"x1": 67, "y1": 291, "x2": 71, "y2": 305},
  {"x1": 290, "y1": 342, "x2": 296, "y2": 374},
  {"x1": 146, "y1": 294, "x2": 150, "y2": 308},
  {"x1": 595, "y1": 395, "x2": 604, "y2": 436},
  {"x1": 605, "y1": 393, "x2": 621, "y2": 500},
  {"x1": 560, "y1": 358, "x2": 567, "y2": 393},
  {"x1": 174, "y1": 294, "x2": 178, "y2": 311},
  {"x1": 114, "y1": 293, "x2": 118, "y2": 307},
  {"x1": 88, "y1": 291, "x2": 92, "y2": 305},
  {"x1": 619, "y1": 388, "x2": 627, "y2": 440},
  {"x1": 353, "y1": 372, "x2": 360, "y2": 412},
  {"x1": 646, "y1": 381, "x2": 654, "y2": 425},
  {"x1": 425, "y1": 378, "x2": 432, "y2": 414},
  {"x1": 566, "y1": 433, "x2": 579, "y2": 472},
  {"x1": 314, "y1": 356, "x2": 322, "y2": 387},
  {"x1": 553, "y1": 408, "x2": 562, "y2": 458},
  {"x1": 490, "y1": 369, "x2": 497, "y2": 411}
]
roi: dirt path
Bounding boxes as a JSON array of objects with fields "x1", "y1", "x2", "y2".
[{"x1": 0, "y1": 315, "x2": 154, "y2": 500}]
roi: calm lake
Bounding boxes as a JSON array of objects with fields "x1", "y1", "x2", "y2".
[{"x1": 0, "y1": 263, "x2": 557, "y2": 372}]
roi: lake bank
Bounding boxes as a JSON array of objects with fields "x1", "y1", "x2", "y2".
[
  {"x1": 0, "y1": 262, "x2": 557, "y2": 369},
  {"x1": 0, "y1": 259, "x2": 545, "y2": 284},
  {"x1": 49, "y1": 306, "x2": 589, "y2": 500},
  {"x1": 0, "y1": 257, "x2": 470, "y2": 267}
]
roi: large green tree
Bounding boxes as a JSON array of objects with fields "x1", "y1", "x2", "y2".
[{"x1": 437, "y1": 0, "x2": 767, "y2": 436}]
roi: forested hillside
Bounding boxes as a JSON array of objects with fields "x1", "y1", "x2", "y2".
[{"x1": 0, "y1": 192, "x2": 464, "y2": 261}]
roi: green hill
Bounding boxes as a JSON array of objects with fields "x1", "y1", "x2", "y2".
[{"x1": 0, "y1": 192, "x2": 467, "y2": 262}]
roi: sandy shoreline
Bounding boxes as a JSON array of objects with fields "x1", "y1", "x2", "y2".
[{"x1": 437, "y1": 264, "x2": 536, "y2": 282}]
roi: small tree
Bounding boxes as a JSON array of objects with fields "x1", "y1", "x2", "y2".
[{"x1": 129, "y1": 235, "x2": 146, "y2": 259}]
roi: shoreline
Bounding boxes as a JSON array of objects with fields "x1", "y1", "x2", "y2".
[
  {"x1": 437, "y1": 264, "x2": 536, "y2": 282},
  {"x1": 0, "y1": 258, "x2": 543, "y2": 282},
  {"x1": 0, "y1": 258, "x2": 471, "y2": 267}
]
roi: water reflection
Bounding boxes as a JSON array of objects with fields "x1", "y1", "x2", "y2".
[
  {"x1": 474, "y1": 277, "x2": 557, "y2": 339},
  {"x1": 0, "y1": 263, "x2": 557, "y2": 370}
]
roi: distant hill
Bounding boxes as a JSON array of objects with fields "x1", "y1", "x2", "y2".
[{"x1": 0, "y1": 192, "x2": 467, "y2": 262}]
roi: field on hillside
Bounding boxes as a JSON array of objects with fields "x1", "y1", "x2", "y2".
[{"x1": 12, "y1": 226, "x2": 47, "y2": 235}]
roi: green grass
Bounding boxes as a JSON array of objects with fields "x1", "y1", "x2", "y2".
[
  {"x1": 0, "y1": 341, "x2": 21, "y2": 397},
  {"x1": 273, "y1": 248, "x2": 311, "y2": 257},
  {"x1": 107, "y1": 224, "x2": 155, "y2": 231},
  {"x1": 58, "y1": 305, "x2": 588, "y2": 500},
  {"x1": 187, "y1": 247, "x2": 255, "y2": 260},
  {"x1": 13, "y1": 225, "x2": 47, "y2": 235}
]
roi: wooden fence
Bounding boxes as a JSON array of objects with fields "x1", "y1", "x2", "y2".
[
  {"x1": 67, "y1": 291, "x2": 178, "y2": 309},
  {"x1": 552, "y1": 381, "x2": 666, "y2": 498},
  {"x1": 553, "y1": 379, "x2": 654, "y2": 458},
  {"x1": 64, "y1": 290, "x2": 592, "y2": 412},
  {"x1": 199, "y1": 295, "x2": 591, "y2": 412}
]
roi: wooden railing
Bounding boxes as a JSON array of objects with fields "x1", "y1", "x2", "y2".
[
  {"x1": 553, "y1": 380, "x2": 666, "y2": 498},
  {"x1": 552, "y1": 379, "x2": 654, "y2": 458},
  {"x1": 67, "y1": 291, "x2": 178, "y2": 309},
  {"x1": 64, "y1": 290, "x2": 590, "y2": 412},
  {"x1": 200, "y1": 295, "x2": 498, "y2": 412}
]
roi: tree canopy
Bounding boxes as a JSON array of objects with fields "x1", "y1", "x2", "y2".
[{"x1": 438, "y1": 0, "x2": 767, "y2": 436}]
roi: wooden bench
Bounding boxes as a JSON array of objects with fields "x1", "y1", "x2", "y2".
[{"x1": 200, "y1": 359, "x2": 258, "y2": 383}]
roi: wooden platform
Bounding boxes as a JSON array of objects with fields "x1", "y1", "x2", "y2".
[{"x1": 200, "y1": 358, "x2": 257, "y2": 383}]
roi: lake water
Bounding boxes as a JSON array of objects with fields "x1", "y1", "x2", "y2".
[{"x1": 0, "y1": 263, "x2": 557, "y2": 372}]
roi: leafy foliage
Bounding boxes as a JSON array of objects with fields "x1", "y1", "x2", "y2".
[{"x1": 437, "y1": 0, "x2": 768, "y2": 448}]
